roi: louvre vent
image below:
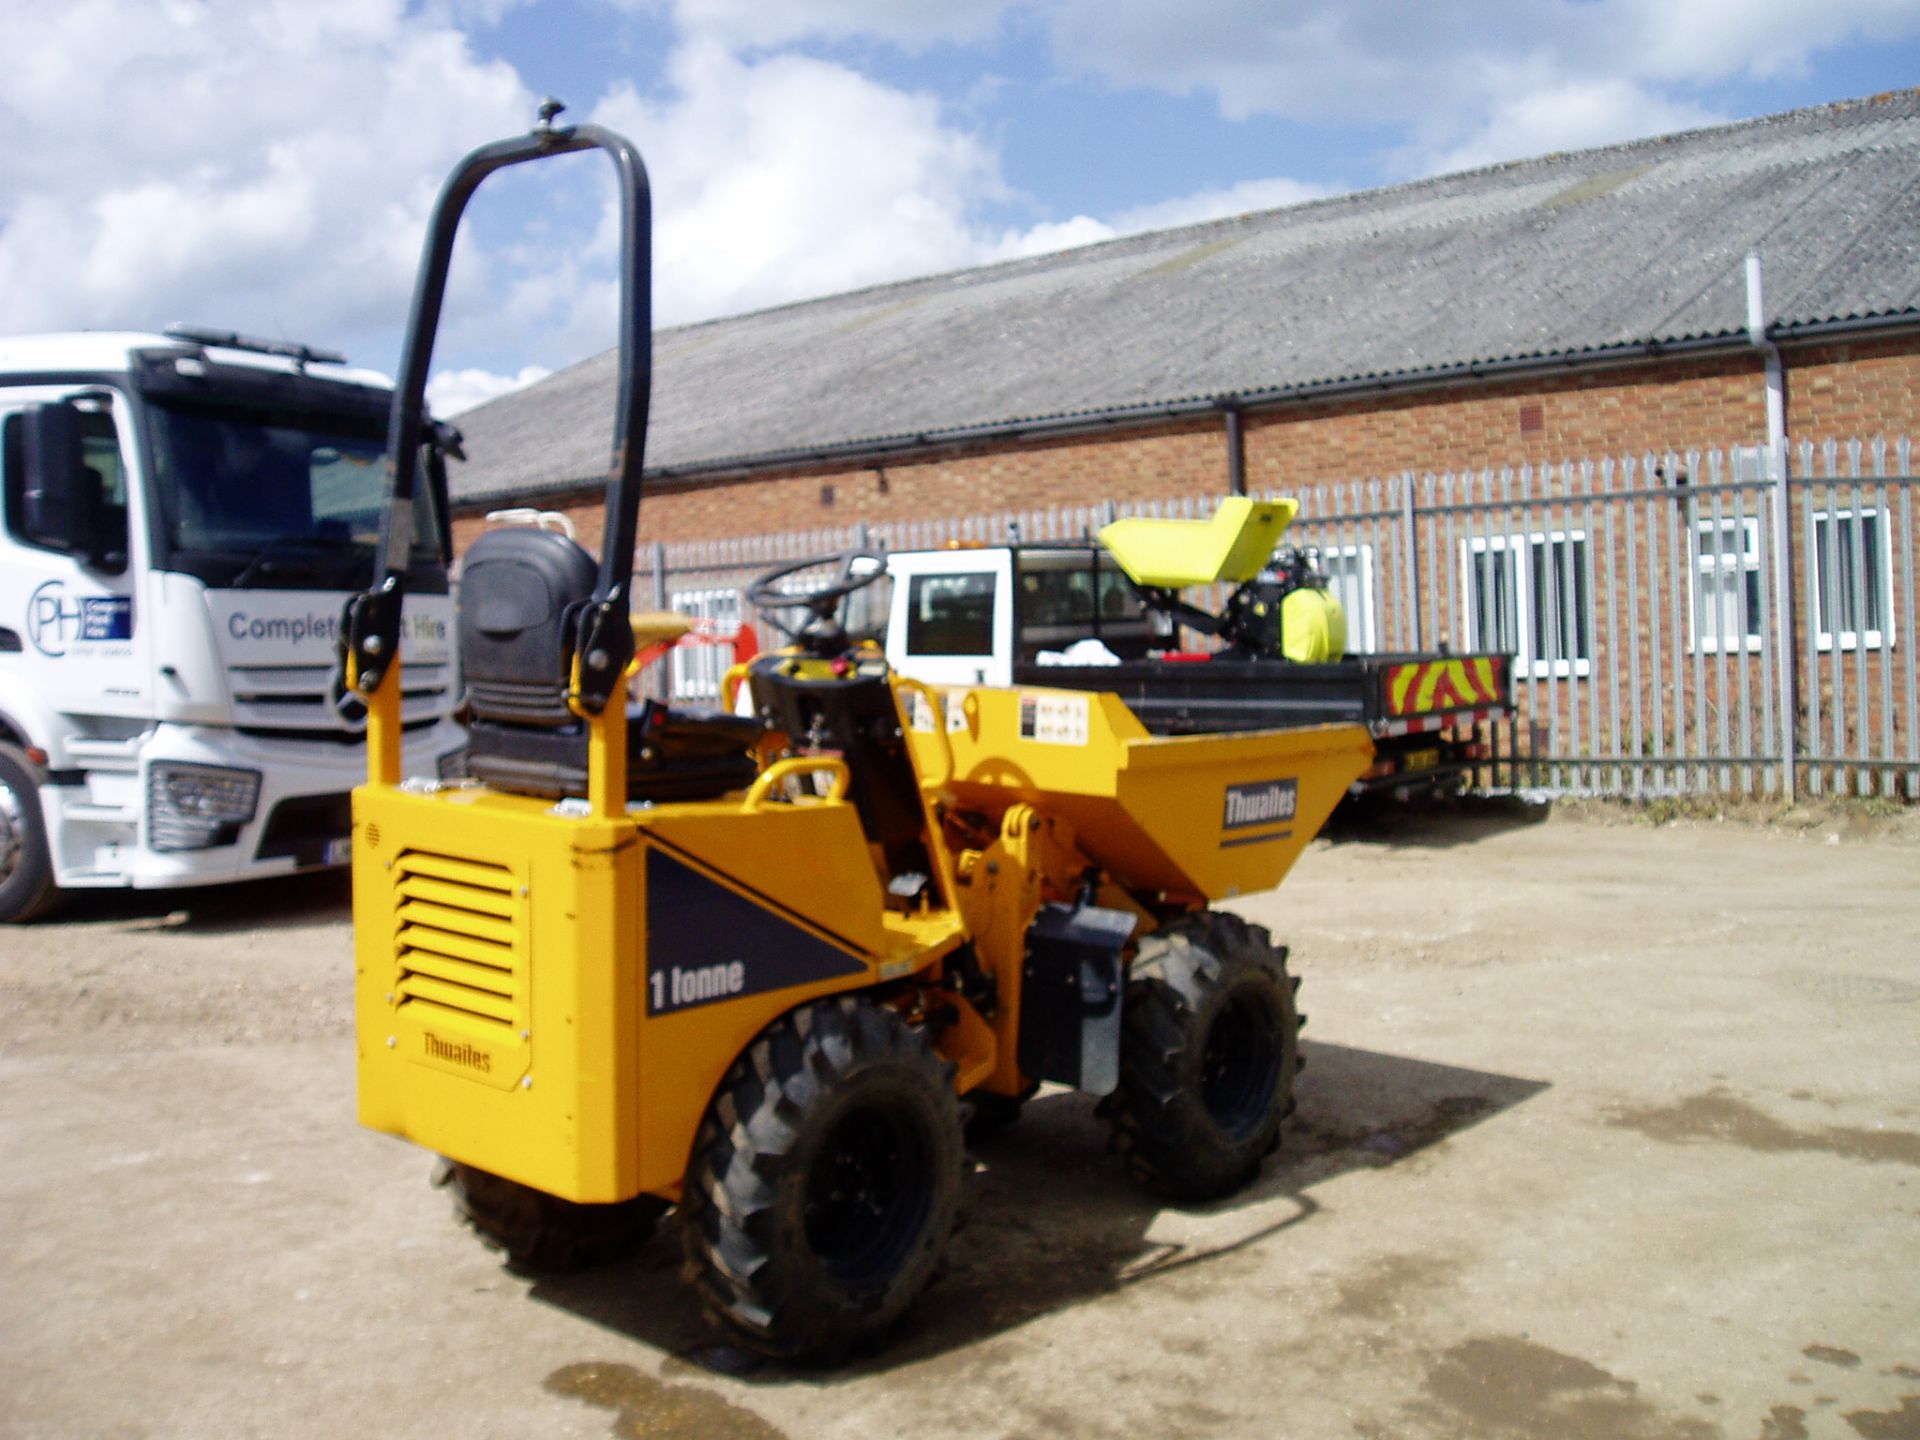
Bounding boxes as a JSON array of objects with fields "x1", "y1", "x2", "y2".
[{"x1": 391, "y1": 851, "x2": 526, "y2": 1037}]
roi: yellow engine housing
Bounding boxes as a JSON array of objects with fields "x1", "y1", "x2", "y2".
[{"x1": 352, "y1": 779, "x2": 964, "y2": 1204}]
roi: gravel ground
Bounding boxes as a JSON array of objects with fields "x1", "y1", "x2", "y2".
[{"x1": 2, "y1": 801, "x2": 1917, "y2": 1440}]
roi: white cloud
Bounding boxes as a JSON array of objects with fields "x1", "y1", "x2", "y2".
[
  {"x1": 0, "y1": 0, "x2": 1067, "y2": 391},
  {"x1": 993, "y1": 214, "x2": 1117, "y2": 260},
  {"x1": 1623, "y1": 0, "x2": 1920, "y2": 81},
  {"x1": 1417, "y1": 76, "x2": 1725, "y2": 175},
  {"x1": 1115, "y1": 177, "x2": 1330, "y2": 233},
  {"x1": 629, "y1": 0, "x2": 1017, "y2": 52},
  {"x1": 1044, "y1": 0, "x2": 1920, "y2": 175},
  {"x1": 0, "y1": 0, "x2": 532, "y2": 367},
  {"x1": 419, "y1": 0, "x2": 537, "y2": 25},
  {"x1": 989, "y1": 176, "x2": 1330, "y2": 263},
  {"x1": 1047, "y1": 1, "x2": 1490, "y2": 126},
  {"x1": 591, "y1": 40, "x2": 1011, "y2": 325},
  {"x1": 580, "y1": 34, "x2": 1333, "y2": 321},
  {"x1": 427, "y1": 364, "x2": 553, "y2": 417}
]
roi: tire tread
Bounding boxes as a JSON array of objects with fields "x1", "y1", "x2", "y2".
[{"x1": 1103, "y1": 910, "x2": 1301, "y2": 1200}]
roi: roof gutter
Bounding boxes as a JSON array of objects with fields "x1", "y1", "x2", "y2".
[{"x1": 456, "y1": 312, "x2": 1919, "y2": 507}]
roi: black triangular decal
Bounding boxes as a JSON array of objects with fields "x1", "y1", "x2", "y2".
[{"x1": 644, "y1": 846, "x2": 868, "y2": 1016}]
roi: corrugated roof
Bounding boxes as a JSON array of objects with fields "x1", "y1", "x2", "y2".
[{"x1": 450, "y1": 90, "x2": 1920, "y2": 505}]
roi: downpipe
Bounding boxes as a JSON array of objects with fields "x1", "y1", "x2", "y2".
[{"x1": 1748, "y1": 252, "x2": 1795, "y2": 801}]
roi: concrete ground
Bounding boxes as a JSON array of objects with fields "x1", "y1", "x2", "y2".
[{"x1": 2, "y1": 802, "x2": 1917, "y2": 1440}]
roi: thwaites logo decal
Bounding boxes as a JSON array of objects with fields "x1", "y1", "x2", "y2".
[
  {"x1": 1222, "y1": 777, "x2": 1298, "y2": 833},
  {"x1": 421, "y1": 1030, "x2": 492, "y2": 1073},
  {"x1": 644, "y1": 848, "x2": 866, "y2": 1016}
]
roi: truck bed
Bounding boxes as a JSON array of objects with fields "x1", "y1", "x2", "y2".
[{"x1": 1011, "y1": 650, "x2": 1512, "y2": 739}]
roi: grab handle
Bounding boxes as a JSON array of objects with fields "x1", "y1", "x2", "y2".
[
  {"x1": 892, "y1": 677, "x2": 955, "y2": 790},
  {"x1": 742, "y1": 755, "x2": 851, "y2": 810}
]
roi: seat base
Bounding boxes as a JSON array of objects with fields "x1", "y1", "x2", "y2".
[{"x1": 466, "y1": 701, "x2": 761, "y2": 803}]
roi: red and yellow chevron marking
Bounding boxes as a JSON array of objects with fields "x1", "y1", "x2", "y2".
[{"x1": 1386, "y1": 656, "x2": 1504, "y2": 716}]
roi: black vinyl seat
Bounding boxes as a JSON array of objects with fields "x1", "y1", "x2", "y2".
[{"x1": 458, "y1": 527, "x2": 761, "y2": 802}]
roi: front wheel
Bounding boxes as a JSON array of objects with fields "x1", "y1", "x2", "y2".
[
  {"x1": 1103, "y1": 910, "x2": 1301, "y2": 1200},
  {"x1": 680, "y1": 996, "x2": 963, "y2": 1359},
  {"x1": 0, "y1": 744, "x2": 59, "y2": 924}
]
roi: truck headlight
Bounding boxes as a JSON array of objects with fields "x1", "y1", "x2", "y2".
[{"x1": 148, "y1": 763, "x2": 261, "y2": 852}]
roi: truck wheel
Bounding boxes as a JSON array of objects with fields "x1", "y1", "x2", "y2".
[
  {"x1": 0, "y1": 744, "x2": 59, "y2": 924},
  {"x1": 680, "y1": 996, "x2": 963, "y2": 1359},
  {"x1": 432, "y1": 1159, "x2": 667, "y2": 1271},
  {"x1": 1104, "y1": 911, "x2": 1300, "y2": 1201}
]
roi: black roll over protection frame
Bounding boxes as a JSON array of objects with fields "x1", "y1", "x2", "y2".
[{"x1": 337, "y1": 101, "x2": 654, "y2": 749}]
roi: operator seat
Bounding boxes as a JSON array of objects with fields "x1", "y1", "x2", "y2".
[{"x1": 458, "y1": 526, "x2": 761, "y2": 801}]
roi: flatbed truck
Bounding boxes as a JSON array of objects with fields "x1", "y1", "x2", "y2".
[{"x1": 875, "y1": 499, "x2": 1512, "y2": 799}]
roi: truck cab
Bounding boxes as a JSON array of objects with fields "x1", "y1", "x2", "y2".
[
  {"x1": 881, "y1": 542, "x2": 1168, "y2": 688},
  {"x1": 0, "y1": 328, "x2": 466, "y2": 920}
]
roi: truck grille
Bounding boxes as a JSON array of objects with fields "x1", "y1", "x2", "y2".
[
  {"x1": 229, "y1": 660, "x2": 451, "y2": 735},
  {"x1": 392, "y1": 850, "x2": 527, "y2": 1037}
]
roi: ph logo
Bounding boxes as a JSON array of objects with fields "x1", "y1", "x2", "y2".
[
  {"x1": 27, "y1": 581, "x2": 132, "y2": 657},
  {"x1": 27, "y1": 581, "x2": 81, "y2": 657}
]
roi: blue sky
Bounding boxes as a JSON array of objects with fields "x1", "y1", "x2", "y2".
[{"x1": 2, "y1": 0, "x2": 1917, "y2": 414}]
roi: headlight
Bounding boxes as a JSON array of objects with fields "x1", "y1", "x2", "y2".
[{"x1": 148, "y1": 763, "x2": 261, "y2": 852}]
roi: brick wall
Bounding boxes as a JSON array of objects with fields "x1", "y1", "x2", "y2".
[
  {"x1": 1787, "y1": 336, "x2": 1920, "y2": 440},
  {"x1": 453, "y1": 338, "x2": 1920, "y2": 554},
  {"x1": 1245, "y1": 355, "x2": 1767, "y2": 490},
  {"x1": 451, "y1": 418, "x2": 1229, "y2": 555}
]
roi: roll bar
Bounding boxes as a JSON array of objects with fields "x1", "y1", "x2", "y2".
[{"x1": 342, "y1": 102, "x2": 653, "y2": 721}]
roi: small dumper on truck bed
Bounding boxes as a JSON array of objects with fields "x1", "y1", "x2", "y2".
[
  {"x1": 341, "y1": 109, "x2": 1376, "y2": 1362},
  {"x1": 879, "y1": 495, "x2": 1514, "y2": 802}
]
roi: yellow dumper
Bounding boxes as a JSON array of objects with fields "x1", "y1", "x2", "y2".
[{"x1": 341, "y1": 113, "x2": 1373, "y2": 1359}]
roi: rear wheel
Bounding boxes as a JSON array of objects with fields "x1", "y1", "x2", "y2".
[
  {"x1": 433, "y1": 1159, "x2": 667, "y2": 1271},
  {"x1": 0, "y1": 744, "x2": 59, "y2": 924},
  {"x1": 963, "y1": 1085, "x2": 1035, "y2": 1142},
  {"x1": 1103, "y1": 910, "x2": 1300, "y2": 1200},
  {"x1": 680, "y1": 996, "x2": 963, "y2": 1359}
]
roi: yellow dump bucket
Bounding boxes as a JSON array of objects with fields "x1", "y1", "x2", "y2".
[
  {"x1": 1098, "y1": 496, "x2": 1299, "y2": 588},
  {"x1": 909, "y1": 685, "x2": 1373, "y2": 901}
]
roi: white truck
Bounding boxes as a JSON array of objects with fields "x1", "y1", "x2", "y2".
[{"x1": 0, "y1": 327, "x2": 466, "y2": 921}]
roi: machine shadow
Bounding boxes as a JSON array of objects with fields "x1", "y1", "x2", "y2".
[
  {"x1": 44, "y1": 867, "x2": 352, "y2": 935},
  {"x1": 525, "y1": 1040, "x2": 1549, "y2": 1379},
  {"x1": 1320, "y1": 792, "x2": 1552, "y2": 851}
]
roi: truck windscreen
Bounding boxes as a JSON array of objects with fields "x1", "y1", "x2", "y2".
[{"x1": 146, "y1": 399, "x2": 447, "y2": 591}]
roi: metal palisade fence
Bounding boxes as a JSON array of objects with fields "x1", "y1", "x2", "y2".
[{"x1": 633, "y1": 437, "x2": 1917, "y2": 803}]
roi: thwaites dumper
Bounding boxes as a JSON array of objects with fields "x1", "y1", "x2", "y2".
[{"x1": 343, "y1": 113, "x2": 1374, "y2": 1359}]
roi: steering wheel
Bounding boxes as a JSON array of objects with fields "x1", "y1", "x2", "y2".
[{"x1": 746, "y1": 550, "x2": 887, "y2": 649}]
